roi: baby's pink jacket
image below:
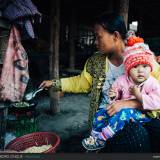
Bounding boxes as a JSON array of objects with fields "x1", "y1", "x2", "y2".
[{"x1": 112, "y1": 75, "x2": 160, "y2": 110}]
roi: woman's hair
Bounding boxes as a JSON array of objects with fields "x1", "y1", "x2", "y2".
[{"x1": 94, "y1": 12, "x2": 127, "y2": 40}]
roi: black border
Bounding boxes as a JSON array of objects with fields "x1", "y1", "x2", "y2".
[{"x1": 0, "y1": 153, "x2": 159, "y2": 160}]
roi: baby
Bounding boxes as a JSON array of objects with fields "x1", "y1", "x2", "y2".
[{"x1": 82, "y1": 42, "x2": 160, "y2": 151}]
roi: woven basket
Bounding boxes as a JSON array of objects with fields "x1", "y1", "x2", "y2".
[{"x1": 5, "y1": 132, "x2": 60, "y2": 153}]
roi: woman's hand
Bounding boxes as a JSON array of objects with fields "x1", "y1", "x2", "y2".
[
  {"x1": 107, "y1": 100, "x2": 125, "y2": 116},
  {"x1": 39, "y1": 80, "x2": 53, "y2": 89},
  {"x1": 106, "y1": 99, "x2": 142, "y2": 116}
]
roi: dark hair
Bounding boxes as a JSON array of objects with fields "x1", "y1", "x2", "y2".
[{"x1": 94, "y1": 12, "x2": 127, "y2": 40}]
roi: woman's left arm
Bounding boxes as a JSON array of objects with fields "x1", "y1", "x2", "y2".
[
  {"x1": 107, "y1": 99, "x2": 142, "y2": 116},
  {"x1": 151, "y1": 60, "x2": 160, "y2": 80}
]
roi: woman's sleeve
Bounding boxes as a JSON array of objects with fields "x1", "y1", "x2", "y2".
[
  {"x1": 60, "y1": 59, "x2": 93, "y2": 93},
  {"x1": 151, "y1": 60, "x2": 160, "y2": 80}
]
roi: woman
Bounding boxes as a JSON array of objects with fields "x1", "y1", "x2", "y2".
[{"x1": 39, "y1": 12, "x2": 160, "y2": 152}]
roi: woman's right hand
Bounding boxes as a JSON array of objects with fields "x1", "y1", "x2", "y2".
[{"x1": 39, "y1": 80, "x2": 53, "y2": 89}]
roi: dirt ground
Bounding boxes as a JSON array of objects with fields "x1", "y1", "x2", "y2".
[{"x1": 36, "y1": 93, "x2": 90, "y2": 152}]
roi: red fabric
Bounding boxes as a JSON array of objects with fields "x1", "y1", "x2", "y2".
[
  {"x1": 127, "y1": 36, "x2": 144, "y2": 46},
  {"x1": 0, "y1": 26, "x2": 29, "y2": 102}
]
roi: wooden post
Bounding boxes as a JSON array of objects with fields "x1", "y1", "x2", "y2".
[
  {"x1": 68, "y1": 8, "x2": 77, "y2": 70},
  {"x1": 49, "y1": 0, "x2": 60, "y2": 113},
  {"x1": 107, "y1": 0, "x2": 114, "y2": 12},
  {"x1": 116, "y1": 0, "x2": 129, "y2": 28},
  {"x1": 137, "y1": 8, "x2": 143, "y2": 37}
]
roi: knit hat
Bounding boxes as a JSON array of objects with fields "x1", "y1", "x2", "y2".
[{"x1": 124, "y1": 37, "x2": 154, "y2": 75}]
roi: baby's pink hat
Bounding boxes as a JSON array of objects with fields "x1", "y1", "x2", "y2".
[{"x1": 123, "y1": 42, "x2": 154, "y2": 75}]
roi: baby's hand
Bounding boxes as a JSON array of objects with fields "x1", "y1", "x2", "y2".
[
  {"x1": 129, "y1": 85, "x2": 140, "y2": 95},
  {"x1": 108, "y1": 88, "x2": 117, "y2": 100},
  {"x1": 129, "y1": 85, "x2": 142, "y2": 101}
]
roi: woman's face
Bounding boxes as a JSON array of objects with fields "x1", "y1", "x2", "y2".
[
  {"x1": 129, "y1": 64, "x2": 151, "y2": 84},
  {"x1": 94, "y1": 24, "x2": 115, "y2": 54}
]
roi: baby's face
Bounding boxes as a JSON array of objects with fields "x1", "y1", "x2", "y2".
[{"x1": 129, "y1": 64, "x2": 151, "y2": 84}]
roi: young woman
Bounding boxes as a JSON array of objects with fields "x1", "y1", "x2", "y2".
[{"x1": 39, "y1": 12, "x2": 160, "y2": 152}]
